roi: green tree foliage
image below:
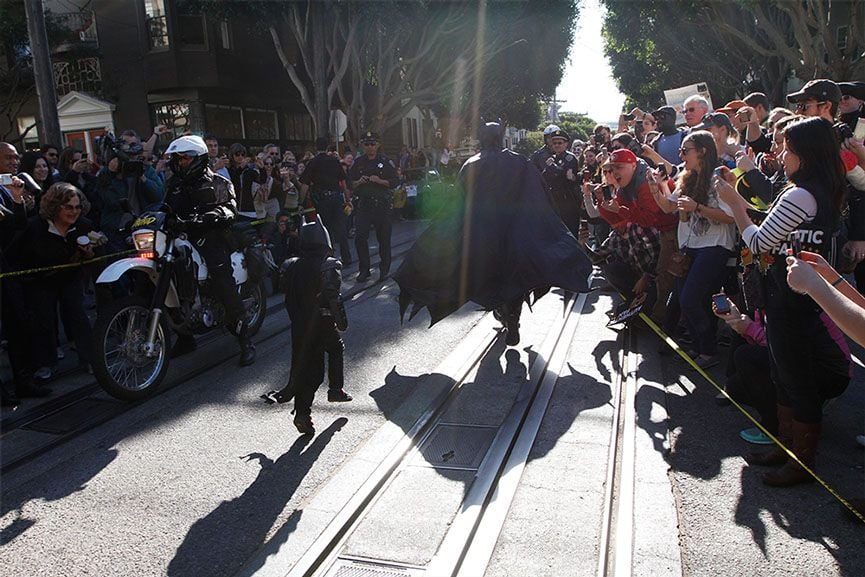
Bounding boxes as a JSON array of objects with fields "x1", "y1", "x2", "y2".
[
  {"x1": 601, "y1": 0, "x2": 864, "y2": 109},
  {"x1": 513, "y1": 130, "x2": 544, "y2": 157},
  {"x1": 543, "y1": 111, "x2": 597, "y2": 142}
]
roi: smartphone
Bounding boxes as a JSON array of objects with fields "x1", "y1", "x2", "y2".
[
  {"x1": 622, "y1": 113, "x2": 635, "y2": 121},
  {"x1": 0, "y1": 173, "x2": 13, "y2": 186},
  {"x1": 712, "y1": 166, "x2": 725, "y2": 180},
  {"x1": 855, "y1": 118, "x2": 865, "y2": 141},
  {"x1": 712, "y1": 293, "x2": 731, "y2": 315},
  {"x1": 789, "y1": 235, "x2": 802, "y2": 257},
  {"x1": 656, "y1": 164, "x2": 668, "y2": 177},
  {"x1": 81, "y1": 153, "x2": 89, "y2": 160}
]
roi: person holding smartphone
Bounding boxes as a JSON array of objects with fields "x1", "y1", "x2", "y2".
[
  {"x1": 717, "y1": 117, "x2": 851, "y2": 487},
  {"x1": 649, "y1": 131, "x2": 736, "y2": 369}
]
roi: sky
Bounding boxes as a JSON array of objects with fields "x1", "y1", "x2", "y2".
[{"x1": 555, "y1": 0, "x2": 625, "y2": 126}]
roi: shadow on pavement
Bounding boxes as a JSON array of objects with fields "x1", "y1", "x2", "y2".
[
  {"x1": 167, "y1": 417, "x2": 348, "y2": 577},
  {"x1": 633, "y1": 327, "x2": 865, "y2": 576}
]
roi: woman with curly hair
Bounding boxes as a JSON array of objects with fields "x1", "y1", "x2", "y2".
[
  {"x1": 650, "y1": 130, "x2": 737, "y2": 369},
  {"x1": 18, "y1": 182, "x2": 95, "y2": 381}
]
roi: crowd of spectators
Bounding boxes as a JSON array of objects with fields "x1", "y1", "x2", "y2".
[
  {"x1": 0, "y1": 127, "x2": 446, "y2": 406},
  {"x1": 564, "y1": 78, "x2": 865, "y2": 489},
  {"x1": 3, "y1": 78, "x2": 865, "y2": 495}
]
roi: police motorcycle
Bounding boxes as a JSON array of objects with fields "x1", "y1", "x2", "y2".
[{"x1": 91, "y1": 206, "x2": 273, "y2": 401}]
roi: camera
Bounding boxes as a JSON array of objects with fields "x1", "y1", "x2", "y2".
[
  {"x1": 96, "y1": 132, "x2": 144, "y2": 168},
  {"x1": 593, "y1": 134, "x2": 605, "y2": 145},
  {"x1": 833, "y1": 122, "x2": 854, "y2": 142},
  {"x1": 0, "y1": 173, "x2": 14, "y2": 186},
  {"x1": 601, "y1": 185, "x2": 613, "y2": 201},
  {"x1": 622, "y1": 113, "x2": 634, "y2": 121},
  {"x1": 656, "y1": 164, "x2": 668, "y2": 177}
]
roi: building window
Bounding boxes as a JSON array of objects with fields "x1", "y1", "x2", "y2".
[
  {"x1": 405, "y1": 117, "x2": 419, "y2": 148},
  {"x1": 205, "y1": 104, "x2": 244, "y2": 139},
  {"x1": 245, "y1": 108, "x2": 278, "y2": 140},
  {"x1": 152, "y1": 102, "x2": 190, "y2": 137},
  {"x1": 53, "y1": 57, "x2": 103, "y2": 97},
  {"x1": 219, "y1": 20, "x2": 231, "y2": 50},
  {"x1": 837, "y1": 26, "x2": 849, "y2": 51},
  {"x1": 144, "y1": 0, "x2": 169, "y2": 50},
  {"x1": 284, "y1": 113, "x2": 314, "y2": 142}
]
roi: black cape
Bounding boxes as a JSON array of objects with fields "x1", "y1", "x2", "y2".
[{"x1": 395, "y1": 148, "x2": 592, "y2": 326}]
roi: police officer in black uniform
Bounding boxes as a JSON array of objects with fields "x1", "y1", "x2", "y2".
[
  {"x1": 276, "y1": 220, "x2": 351, "y2": 435},
  {"x1": 347, "y1": 131, "x2": 398, "y2": 282},
  {"x1": 164, "y1": 135, "x2": 256, "y2": 366},
  {"x1": 529, "y1": 124, "x2": 560, "y2": 174},
  {"x1": 300, "y1": 136, "x2": 352, "y2": 265},
  {"x1": 540, "y1": 128, "x2": 582, "y2": 237}
]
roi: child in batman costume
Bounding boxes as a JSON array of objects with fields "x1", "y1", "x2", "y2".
[
  {"x1": 394, "y1": 122, "x2": 593, "y2": 343},
  {"x1": 265, "y1": 219, "x2": 351, "y2": 435}
]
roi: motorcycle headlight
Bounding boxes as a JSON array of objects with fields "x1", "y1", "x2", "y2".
[{"x1": 133, "y1": 231, "x2": 155, "y2": 253}]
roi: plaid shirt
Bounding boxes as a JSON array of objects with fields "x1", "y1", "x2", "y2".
[{"x1": 602, "y1": 222, "x2": 661, "y2": 276}]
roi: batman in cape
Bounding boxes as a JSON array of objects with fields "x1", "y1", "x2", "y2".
[{"x1": 394, "y1": 122, "x2": 593, "y2": 344}]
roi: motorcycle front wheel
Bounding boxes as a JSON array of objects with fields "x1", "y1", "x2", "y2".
[
  {"x1": 241, "y1": 280, "x2": 267, "y2": 337},
  {"x1": 92, "y1": 295, "x2": 170, "y2": 401}
]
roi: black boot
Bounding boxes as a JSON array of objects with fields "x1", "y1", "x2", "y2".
[
  {"x1": 294, "y1": 414, "x2": 315, "y2": 435},
  {"x1": 328, "y1": 389, "x2": 353, "y2": 402}
]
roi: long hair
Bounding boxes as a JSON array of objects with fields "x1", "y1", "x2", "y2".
[
  {"x1": 20, "y1": 151, "x2": 55, "y2": 188},
  {"x1": 675, "y1": 130, "x2": 718, "y2": 205},
  {"x1": 783, "y1": 117, "x2": 846, "y2": 214}
]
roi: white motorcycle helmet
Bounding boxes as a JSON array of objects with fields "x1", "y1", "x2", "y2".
[
  {"x1": 165, "y1": 135, "x2": 209, "y2": 157},
  {"x1": 166, "y1": 135, "x2": 210, "y2": 183}
]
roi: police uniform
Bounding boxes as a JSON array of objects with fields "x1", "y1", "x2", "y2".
[
  {"x1": 539, "y1": 129, "x2": 582, "y2": 236},
  {"x1": 347, "y1": 132, "x2": 399, "y2": 282},
  {"x1": 300, "y1": 151, "x2": 351, "y2": 264}
]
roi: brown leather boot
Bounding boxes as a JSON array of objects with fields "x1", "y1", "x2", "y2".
[
  {"x1": 763, "y1": 420, "x2": 820, "y2": 487},
  {"x1": 745, "y1": 405, "x2": 793, "y2": 466}
]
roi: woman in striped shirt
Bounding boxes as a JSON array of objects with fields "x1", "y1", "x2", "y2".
[{"x1": 717, "y1": 117, "x2": 851, "y2": 487}]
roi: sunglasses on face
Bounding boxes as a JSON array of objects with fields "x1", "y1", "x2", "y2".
[{"x1": 795, "y1": 101, "x2": 825, "y2": 111}]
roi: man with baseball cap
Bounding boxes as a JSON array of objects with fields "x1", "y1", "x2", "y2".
[
  {"x1": 786, "y1": 78, "x2": 841, "y2": 122},
  {"x1": 592, "y1": 148, "x2": 678, "y2": 320},
  {"x1": 838, "y1": 81, "x2": 865, "y2": 128}
]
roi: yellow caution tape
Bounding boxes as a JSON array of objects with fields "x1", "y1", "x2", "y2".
[
  {"x1": 638, "y1": 311, "x2": 865, "y2": 524},
  {"x1": 0, "y1": 250, "x2": 136, "y2": 280}
]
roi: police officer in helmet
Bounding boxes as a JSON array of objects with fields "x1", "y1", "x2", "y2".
[{"x1": 163, "y1": 135, "x2": 256, "y2": 366}]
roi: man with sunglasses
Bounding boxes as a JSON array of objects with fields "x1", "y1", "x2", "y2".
[
  {"x1": 838, "y1": 81, "x2": 865, "y2": 129},
  {"x1": 788, "y1": 79, "x2": 865, "y2": 286},
  {"x1": 347, "y1": 131, "x2": 398, "y2": 283},
  {"x1": 682, "y1": 95, "x2": 710, "y2": 128},
  {"x1": 163, "y1": 135, "x2": 256, "y2": 366}
]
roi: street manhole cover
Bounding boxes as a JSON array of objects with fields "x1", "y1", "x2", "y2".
[{"x1": 414, "y1": 423, "x2": 498, "y2": 470}]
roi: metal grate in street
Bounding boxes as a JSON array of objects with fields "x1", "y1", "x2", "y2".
[{"x1": 414, "y1": 423, "x2": 498, "y2": 471}]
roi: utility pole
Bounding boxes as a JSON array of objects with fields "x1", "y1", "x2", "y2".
[{"x1": 24, "y1": 0, "x2": 62, "y2": 147}]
